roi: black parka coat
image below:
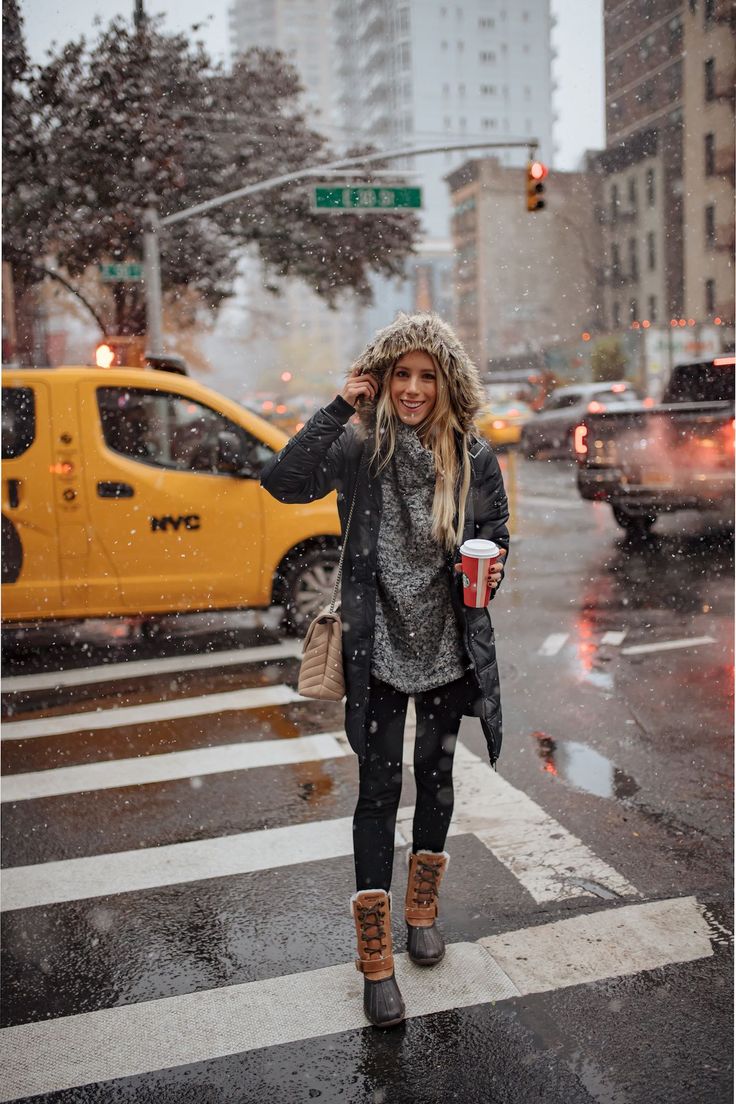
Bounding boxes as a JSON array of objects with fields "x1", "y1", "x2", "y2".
[{"x1": 260, "y1": 313, "x2": 510, "y2": 766}]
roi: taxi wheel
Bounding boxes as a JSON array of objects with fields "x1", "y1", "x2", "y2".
[{"x1": 281, "y1": 545, "x2": 341, "y2": 636}]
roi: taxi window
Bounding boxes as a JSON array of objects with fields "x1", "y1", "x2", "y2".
[
  {"x1": 2, "y1": 387, "x2": 36, "y2": 459},
  {"x1": 97, "y1": 387, "x2": 273, "y2": 475}
]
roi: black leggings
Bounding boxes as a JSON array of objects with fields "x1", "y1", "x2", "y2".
[{"x1": 352, "y1": 674, "x2": 468, "y2": 892}]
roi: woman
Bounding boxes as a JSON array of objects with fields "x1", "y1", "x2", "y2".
[{"x1": 261, "y1": 313, "x2": 509, "y2": 1028}]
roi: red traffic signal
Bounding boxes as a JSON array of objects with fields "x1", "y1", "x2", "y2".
[{"x1": 526, "y1": 161, "x2": 548, "y2": 212}]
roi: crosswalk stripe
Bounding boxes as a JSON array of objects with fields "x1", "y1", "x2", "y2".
[
  {"x1": 1, "y1": 733, "x2": 348, "y2": 803},
  {"x1": 621, "y1": 635, "x2": 716, "y2": 656},
  {"x1": 1, "y1": 737, "x2": 638, "y2": 911},
  {"x1": 441, "y1": 743, "x2": 639, "y2": 903},
  {"x1": 0, "y1": 895, "x2": 712, "y2": 1102},
  {"x1": 1, "y1": 684, "x2": 304, "y2": 741},
  {"x1": 0, "y1": 815, "x2": 376, "y2": 911},
  {"x1": 1, "y1": 642, "x2": 303, "y2": 694},
  {"x1": 538, "y1": 633, "x2": 569, "y2": 656},
  {"x1": 600, "y1": 630, "x2": 627, "y2": 646}
]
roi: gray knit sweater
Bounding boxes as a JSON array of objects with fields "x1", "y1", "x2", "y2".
[{"x1": 371, "y1": 422, "x2": 468, "y2": 693}]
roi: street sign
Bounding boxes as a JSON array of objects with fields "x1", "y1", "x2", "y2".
[
  {"x1": 312, "y1": 186, "x2": 422, "y2": 211},
  {"x1": 98, "y1": 262, "x2": 143, "y2": 282}
]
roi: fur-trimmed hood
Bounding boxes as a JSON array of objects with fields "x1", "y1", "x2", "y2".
[{"x1": 349, "y1": 312, "x2": 485, "y2": 434}]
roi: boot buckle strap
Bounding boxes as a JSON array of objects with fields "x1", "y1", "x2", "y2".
[
  {"x1": 406, "y1": 902, "x2": 438, "y2": 925},
  {"x1": 356, "y1": 953, "x2": 394, "y2": 976}
]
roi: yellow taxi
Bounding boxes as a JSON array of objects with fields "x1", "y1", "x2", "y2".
[
  {"x1": 2, "y1": 366, "x2": 340, "y2": 635},
  {"x1": 476, "y1": 400, "x2": 534, "y2": 448}
]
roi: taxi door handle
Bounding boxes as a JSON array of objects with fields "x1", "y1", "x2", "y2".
[
  {"x1": 7, "y1": 479, "x2": 20, "y2": 508},
  {"x1": 97, "y1": 481, "x2": 135, "y2": 499}
]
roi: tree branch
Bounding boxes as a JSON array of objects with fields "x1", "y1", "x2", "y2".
[{"x1": 35, "y1": 266, "x2": 107, "y2": 335}]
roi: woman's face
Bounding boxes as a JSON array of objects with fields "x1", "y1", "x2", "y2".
[{"x1": 390, "y1": 350, "x2": 438, "y2": 425}]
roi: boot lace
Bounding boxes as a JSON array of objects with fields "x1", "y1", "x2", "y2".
[
  {"x1": 357, "y1": 900, "x2": 389, "y2": 959},
  {"x1": 410, "y1": 859, "x2": 441, "y2": 910}
]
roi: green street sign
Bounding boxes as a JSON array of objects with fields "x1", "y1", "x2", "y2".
[
  {"x1": 312, "y1": 186, "x2": 422, "y2": 211},
  {"x1": 99, "y1": 262, "x2": 143, "y2": 282}
]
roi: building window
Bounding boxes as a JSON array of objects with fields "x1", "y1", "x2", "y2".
[
  {"x1": 458, "y1": 83, "x2": 466, "y2": 95},
  {"x1": 480, "y1": 50, "x2": 496, "y2": 62},
  {"x1": 704, "y1": 57, "x2": 715, "y2": 101},
  {"x1": 481, "y1": 84, "x2": 497, "y2": 95},
  {"x1": 611, "y1": 242, "x2": 621, "y2": 275},
  {"x1": 689, "y1": 0, "x2": 697, "y2": 11},
  {"x1": 628, "y1": 238, "x2": 639, "y2": 280},
  {"x1": 613, "y1": 302, "x2": 621, "y2": 329},
  {"x1": 668, "y1": 16, "x2": 683, "y2": 50},
  {"x1": 479, "y1": 16, "x2": 495, "y2": 27},
  {"x1": 705, "y1": 278, "x2": 716, "y2": 314},
  {"x1": 400, "y1": 42, "x2": 411, "y2": 68},
  {"x1": 704, "y1": 132, "x2": 715, "y2": 176},
  {"x1": 398, "y1": 7, "x2": 410, "y2": 33},
  {"x1": 627, "y1": 177, "x2": 637, "y2": 211},
  {"x1": 630, "y1": 299, "x2": 638, "y2": 322},
  {"x1": 648, "y1": 295, "x2": 657, "y2": 323},
  {"x1": 647, "y1": 232, "x2": 656, "y2": 270},
  {"x1": 646, "y1": 169, "x2": 655, "y2": 206},
  {"x1": 610, "y1": 184, "x2": 619, "y2": 222},
  {"x1": 704, "y1": 0, "x2": 715, "y2": 22},
  {"x1": 705, "y1": 203, "x2": 716, "y2": 246}
]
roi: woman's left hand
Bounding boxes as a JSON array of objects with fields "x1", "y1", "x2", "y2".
[{"x1": 454, "y1": 548, "x2": 507, "y2": 592}]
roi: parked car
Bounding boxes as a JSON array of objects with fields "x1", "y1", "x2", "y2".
[
  {"x1": 476, "y1": 400, "x2": 534, "y2": 448},
  {"x1": 521, "y1": 381, "x2": 640, "y2": 459}
]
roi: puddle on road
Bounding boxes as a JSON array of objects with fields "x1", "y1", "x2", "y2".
[{"x1": 531, "y1": 731, "x2": 639, "y2": 800}]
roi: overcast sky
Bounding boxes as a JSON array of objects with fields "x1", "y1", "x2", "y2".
[{"x1": 20, "y1": 0, "x2": 604, "y2": 170}]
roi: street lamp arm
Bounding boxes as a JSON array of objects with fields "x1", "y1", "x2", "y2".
[{"x1": 160, "y1": 139, "x2": 538, "y2": 228}]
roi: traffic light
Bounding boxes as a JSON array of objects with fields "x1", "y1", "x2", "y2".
[{"x1": 526, "y1": 161, "x2": 548, "y2": 212}]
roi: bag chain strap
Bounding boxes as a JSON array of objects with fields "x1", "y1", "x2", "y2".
[{"x1": 329, "y1": 461, "x2": 362, "y2": 614}]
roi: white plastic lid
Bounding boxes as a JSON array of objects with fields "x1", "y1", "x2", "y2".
[{"x1": 459, "y1": 539, "x2": 500, "y2": 559}]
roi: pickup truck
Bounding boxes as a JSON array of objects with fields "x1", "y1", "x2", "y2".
[{"x1": 574, "y1": 357, "x2": 735, "y2": 537}]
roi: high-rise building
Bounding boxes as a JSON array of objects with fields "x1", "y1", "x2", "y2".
[
  {"x1": 332, "y1": 0, "x2": 554, "y2": 239},
  {"x1": 594, "y1": 0, "x2": 734, "y2": 345},
  {"x1": 227, "y1": 0, "x2": 345, "y2": 384},
  {"x1": 228, "y1": 0, "x2": 334, "y2": 123}
]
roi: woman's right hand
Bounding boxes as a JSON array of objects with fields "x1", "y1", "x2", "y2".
[{"x1": 341, "y1": 371, "x2": 380, "y2": 409}]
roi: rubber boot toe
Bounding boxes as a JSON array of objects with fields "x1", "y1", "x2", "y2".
[
  {"x1": 363, "y1": 973, "x2": 406, "y2": 1027},
  {"x1": 407, "y1": 922, "x2": 445, "y2": 966}
]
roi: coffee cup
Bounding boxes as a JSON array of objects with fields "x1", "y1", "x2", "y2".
[{"x1": 459, "y1": 539, "x2": 501, "y2": 607}]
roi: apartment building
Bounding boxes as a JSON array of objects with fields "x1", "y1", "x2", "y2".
[
  {"x1": 595, "y1": 0, "x2": 734, "y2": 346},
  {"x1": 682, "y1": 0, "x2": 735, "y2": 327}
]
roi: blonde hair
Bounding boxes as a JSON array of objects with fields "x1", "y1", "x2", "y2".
[{"x1": 370, "y1": 352, "x2": 472, "y2": 551}]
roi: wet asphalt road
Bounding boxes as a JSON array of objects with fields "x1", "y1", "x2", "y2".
[{"x1": 1, "y1": 455, "x2": 733, "y2": 1104}]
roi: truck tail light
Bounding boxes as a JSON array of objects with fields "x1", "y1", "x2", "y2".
[
  {"x1": 587, "y1": 400, "x2": 606, "y2": 414},
  {"x1": 574, "y1": 424, "x2": 588, "y2": 456}
]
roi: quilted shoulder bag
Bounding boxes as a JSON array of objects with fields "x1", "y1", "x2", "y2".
[{"x1": 297, "y1": 469, "x2": 361, "y2": 701}]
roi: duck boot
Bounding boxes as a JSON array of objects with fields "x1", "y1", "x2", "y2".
[
  {"x1": 350, "y1": 889, "x2": 405, "y2": 1028},
  {"x1": 405, "y1": 850, "x2": 450, "y2": 966}
]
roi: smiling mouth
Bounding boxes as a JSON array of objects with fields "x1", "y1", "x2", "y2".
[{"x1": 400, "y1": 399, "x2": 426, "y2": 412}]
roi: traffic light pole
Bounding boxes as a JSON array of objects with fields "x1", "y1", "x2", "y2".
[
  {"x1": 142, "y1": 138, "x2": 539, "y2": 354},
  {"x1": 143, "y1": 204, "x2": 164, "y2": 355}
]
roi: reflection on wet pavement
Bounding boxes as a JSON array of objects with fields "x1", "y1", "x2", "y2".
[{"x1": 531, "y1": 731, "x2": 639, "y2": 800}]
